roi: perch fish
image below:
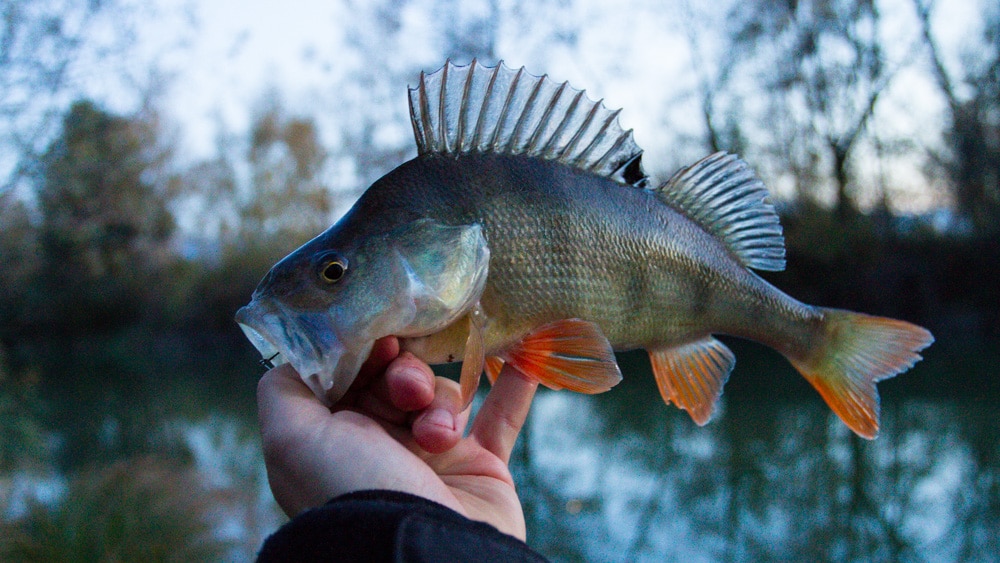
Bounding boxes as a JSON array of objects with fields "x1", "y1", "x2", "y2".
[{"x1": 235, "y1": 60, "x2": 933, "y2": 438}]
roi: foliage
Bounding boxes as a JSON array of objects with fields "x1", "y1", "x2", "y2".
[
  {"x1": 29, "y1": 100, "x2": 175, "y2": 333},
  {"x1": 241, "y1": 98, "x2": 334, "y2": 241},
  {"x1": 0, "y1": 457, "x2": 234, "y2": 562},
  {"x1": 0, "y1": 345, "x2": 46, "y2": 473},
  {"x1": 0, "y1": 193, "x2": 41, "y2": 333},
  {"x1": 169, "y1": 96, "x2": 340, "y2": 331}
]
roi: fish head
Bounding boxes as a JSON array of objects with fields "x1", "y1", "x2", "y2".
[{"x1": 235, "y1": 218, "x2": 489, "y2": 405}]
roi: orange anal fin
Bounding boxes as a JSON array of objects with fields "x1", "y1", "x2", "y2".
[
  {"x1": 648, "y1": 337, "x2": 735, "y2": 426},
  {"x1": 790, "y1": 309, "x2": 934, "y2": 439},
  {"x1": 485, "y1": 356, "x2": 504, "y2": 385},
  {"x1": 502, "y1": 319, "x2": 621, "y2": 394},
  {"x1": 458, "y1": 313, "x2": 486, "y2": 410}
]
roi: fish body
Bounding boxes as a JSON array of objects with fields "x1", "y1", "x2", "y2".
[
  {"x1": 362, "y1": 154, "x2": 798, "y2": 354},
  {"x1": 236, "y1": 61, "x2": 933, "y2": 438}
]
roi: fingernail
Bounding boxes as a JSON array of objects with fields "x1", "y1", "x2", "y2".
[{"x1": 421, "y1": 408, "x2": 455, "y2": 431}]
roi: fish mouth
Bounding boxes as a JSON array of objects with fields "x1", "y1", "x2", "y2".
[
  {"x1": 235, "y1": 300, "x2": 373, "y2": 405},
  {"x1": 235, "y1": 318, "x2": 287, "y2": 370}
]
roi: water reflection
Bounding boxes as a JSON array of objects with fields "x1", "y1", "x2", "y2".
[
  {"x1": 2, "y1": 335, "x2": 997, "y2": 561},
  {"x1": 512, "y1": 388, "x2": 999, "y2": 562}
]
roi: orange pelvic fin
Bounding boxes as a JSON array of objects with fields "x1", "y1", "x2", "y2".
[
  {"x1": 484, "y1": 356, "x2": 504, "y2": 385},
  {"x1": 648, "y1": 337, "x2": 735, "y2": 426},
  {"x1": 790, "y1": 309, "x2": 934, "y2": 439},
  {"x1": 501, "y1": 319, "x2": 622, "y2": 394}
]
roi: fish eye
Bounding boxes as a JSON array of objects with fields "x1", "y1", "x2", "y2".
[{"x1": 317, "y1": 254, "x2": 348, "y2": 284}]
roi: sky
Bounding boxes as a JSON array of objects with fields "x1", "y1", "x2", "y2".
[
  {"x1": 14, "y1": 0, "x2": 991, "y2": 216},
  {"x1": 138, "y1": 1, "x2": 355, "y2": 157},
  {"x1": 130, "y1": 0, "x2": 704, "y2": 164}
]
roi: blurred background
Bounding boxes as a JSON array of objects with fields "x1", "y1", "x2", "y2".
[{"x1": 1, "y1": 0, "x2": 997, "y2": 560}]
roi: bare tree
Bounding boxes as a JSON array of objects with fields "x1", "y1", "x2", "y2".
[
  {"x1": 677, "y1": 0, "x2": 746, "y2": 155},
  {"x1": 729, "y1": 0, "x2": 900, "y2": 216},
  {"x1": 0, "y1": 0, "x2": 142, "y2": 193},
  {"x1": 914, "y1": 0, "x2": 1000, "y2": 235},
  {"x1": 436, "y1": 0, "x2": 501, "y2": 62}
]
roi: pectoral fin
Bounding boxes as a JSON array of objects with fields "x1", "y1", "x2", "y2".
[
  {"x1": 458, "y1": 312, "x2": 485, "y2": 409},
  {"x1": 501, "y1": 319, "x2": 622, "y2": 394},
  {"x1": 648, "y1": 337, "x2": 735, "y2": 426}
]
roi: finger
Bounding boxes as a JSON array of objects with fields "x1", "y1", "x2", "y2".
[
  {"x1": 351, "y1": 351, "x2": 436, "y2": 425},
  {"x1": 378, "y1": 352, "x2": 436, "y2": 411},
  {"x1": 257, "y1": 362, "x2": 412, "y2": 517},
  {"x1": 344, "y1": 336, "x2": 401, "y2": 396},
  {"x1": 258, "y1": 363, "x2": 322, "y2": 423},
  {"x1": 470, "y1": 363, "x2": 538, "y2": 463},
  {"x1": 258, "y1": 364, "x2": 329, "y2": 438},
  {"x1": 411, "y1": 376, "x2": 470, "y2": 454}
]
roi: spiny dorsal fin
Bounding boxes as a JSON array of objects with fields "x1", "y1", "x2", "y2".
[
  {"x1": 658, "y1": 152, "x2": 786, "y2": 272},
  {"x1": 409, "y1": 60, "x2": 648, "y2": 186}
]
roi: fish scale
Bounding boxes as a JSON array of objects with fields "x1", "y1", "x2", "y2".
[{"x1": 236, "y1": 61, "x2": 933, "y2": 439}]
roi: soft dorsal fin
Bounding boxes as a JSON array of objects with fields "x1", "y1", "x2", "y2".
[
  {"x1": 658, "y1": 152, "x2": 786, "y2": 272},
  {"x1": 409, "y1": 60, "x2": 648, "y2": 186}
]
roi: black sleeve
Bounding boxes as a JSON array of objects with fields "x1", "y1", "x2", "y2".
[{"x1": 256, "y1": 489, "x2": 549, "y2": 562}]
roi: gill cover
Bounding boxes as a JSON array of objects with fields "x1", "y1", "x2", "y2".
[{"x1": 391, "y1": 219, "x2": 491, "y2": 338}]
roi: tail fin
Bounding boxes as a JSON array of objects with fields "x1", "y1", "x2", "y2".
[{"x1": 788, "y1": 309, "x2": 934, "y2": 439}]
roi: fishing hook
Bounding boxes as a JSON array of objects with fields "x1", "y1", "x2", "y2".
[{"x1": 260, "y1": 352, "x2": 279, "y2": 370}]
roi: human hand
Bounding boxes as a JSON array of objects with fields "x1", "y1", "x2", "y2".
[{"x1": 257, "y1": 336, "x2": 538, "y2": 540}]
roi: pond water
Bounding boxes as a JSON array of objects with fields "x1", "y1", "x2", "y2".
[
  {"x1": 514, "y1": 391, "x2": 998, "y2": 562},
  {"x1": 3, "y1": 336, "x2": 997, "y2": 561},
  {"x1": 457, "y1": 345, "x2": 998, "y2": 562}
]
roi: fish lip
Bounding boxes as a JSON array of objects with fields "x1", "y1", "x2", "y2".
[
  {"x1": 235, "y1": 299, "x2": 361, "y2": 405},
  {"x1": 235, "y1": 310, "x2": 285, "y2": 368}
]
